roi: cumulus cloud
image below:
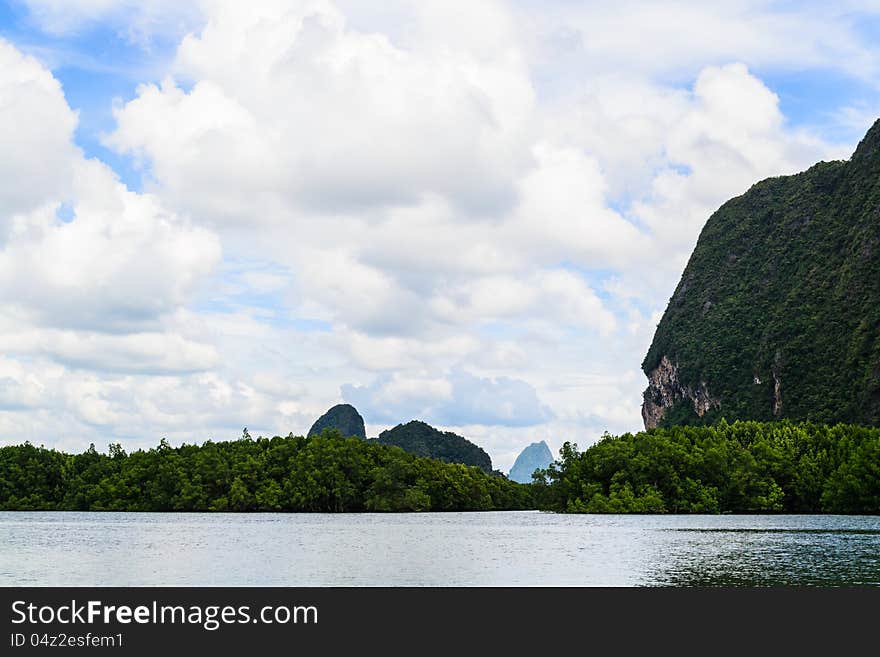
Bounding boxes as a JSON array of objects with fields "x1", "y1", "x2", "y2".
[
  {"x1": 0, "y1": 2, "x2": 868, "y2": 466},
  {"x1": 0, "y1": 36, "x2": 223, "y2": 433},
  {"x1": 0, "y1": 357, "x2": 47, "y2": 411},
  {"x1": 342, "y1": 368, "x2": 553, "y2": 428},
  {"x1": 0, "y1": 159, "x2": 220, "y2": 333},
  {"x1": 105, "y1": 0, "x2": 536, "y2": 222},
  {"x1": 0, "y1": 40, "x2": 77, "y2": 223},
  {"x1": 541, "y1": 62, "x2": 845, "y2": 306},
  {"x1": 47, "y1": 331, "x2": 218, "y2": 374},
  {"x1": 519, "y1": 0, "x2": 880, "y2": 83},
  {"x1": 0, "y1": 43, "x2": 219, "y2": 462},
  {"x1": 109, "y1": 4, "x2": 859, "y2": 446},
  {"x1": 430, "y1": 270, "x2": 616, "y2": 336},
  {"x1": 102, "y1": 3, "x2": 835, "y2": 349},
  {"x1": 0, "y1": 36, "x2": 221, "y2": 355}
]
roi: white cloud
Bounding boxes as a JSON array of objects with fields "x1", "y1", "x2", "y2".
[
  {"x1": 342, "y1": 368, "x2": 553, "y2": 428},
  {"x1": 518, "y1": 0, "x2": 880, "y2": 85},
  {"x1": 106, "y1": 0, "x2": 536, "y2": 223},
  {"x1": 538, "y1": 62, "x2": 846, "y2": 307},
  {"x1": 20, "y1": 0, "x2": 203, "y2": 45},
  {"x1": 431, "y1": 270, "x2": 616, "y2": 336},
  {"x1": 0, "y1": 37, "x2": 230, "y2": 448},
  {"x1": 0, "y1": 40, "x2": 77, "y2": 223},
  {"x1": 100, "y1": 4, "x2": 857, "y2": 452},
  {"x1": 508, "y1": 142, "x2": 650, "y2": 267},
  {"x1": 0, "y1": 357, "x2": 47, "y2": 410},
  {"x1": 0, "y1": 159, "x2": 221, "y2": 333},
  {"x1": 333, "y1": 330, "x2": 481, "y2": 372},
  {"x1": 632, "y1": 64, "x2": 847, "y2": 278},
  {"x1": 0, "y1": 2, "x2": 870, "y2": 466},
  {"x1": 48, "y1": 331, "x2": 219, "y2": 374}
]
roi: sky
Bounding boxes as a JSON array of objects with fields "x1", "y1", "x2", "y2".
[{"x1": 1, "y1": 0, "x2": 879, "y2": 471}]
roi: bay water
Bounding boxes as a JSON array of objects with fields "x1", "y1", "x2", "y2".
[{"x1": 2, "y1": 511, "x2": 878, "y2": 586}]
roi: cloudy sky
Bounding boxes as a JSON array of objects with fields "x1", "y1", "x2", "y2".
[{"x1": 1, "y1": 0, "x2": 878, "y2": 469}]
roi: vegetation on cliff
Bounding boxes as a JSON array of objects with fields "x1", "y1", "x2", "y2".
[
  {"x1": 308, "y1": 404, "x2": 366, "y2": 439},
  {"x1": 0, "y1": 430, "x2": 530, "y2": 512},
  {"x1": 533, "y1": 420, "x2": 880, "y2": 514},
  {"x1": 643, "y1": 120, "x2": 880, "y2": 427}
]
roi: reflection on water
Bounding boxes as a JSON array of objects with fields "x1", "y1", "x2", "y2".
[
  {"x1": 0, "y1": 512, "x2": 878, "y2": 586},
  {"x1": 654, "y1": 524, "x2": 880, "y2": 586}
]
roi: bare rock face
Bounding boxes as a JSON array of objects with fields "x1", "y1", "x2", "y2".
[
  {"x1": 771, "y1": 350, "x2": 783, "y2": 417},
  {"x1": 641, "y1": 356, "x2": 720, "y2": 429},
  {"x1": 508, "y1": 441, "x2": 554, "y2": 484},
  {"x1": 641, "y1": 356, "x2": 679, "y2": 429}
]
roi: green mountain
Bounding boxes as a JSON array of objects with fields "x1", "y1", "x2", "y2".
[
  {"x1": 308, "y1": 404, "x2": 367, "y2": 439},
  {"x1": 642, "y1": 120, "x2": 880, "y2": 428},
  {"x1": 376, "y1": 420, "x2": 493, "y2": 472}
]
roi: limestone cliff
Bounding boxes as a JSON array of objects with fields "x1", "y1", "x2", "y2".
[
  {"x1": 308, "y1": 404, "x2": 367, "y2": 439},
  {"x1": 508, "y1": 441, "x2": 553, "y2": 483},
  {"x1": 641, "y1": 356, "x2": 720, "y2": 429},
  {"x1": 641, "y1": 119, "x2": 880, "y2": 428}
]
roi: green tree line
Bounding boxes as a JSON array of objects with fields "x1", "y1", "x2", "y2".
[
  {"x1": 4, "y1": 420, "x2": 878, "y2": 514},
  {"x1": 0, "y1": 430, "x2": 531, "y2": 512},
  {"x1": 532, "y1": 420, "x2": 880, "y2": 514}
]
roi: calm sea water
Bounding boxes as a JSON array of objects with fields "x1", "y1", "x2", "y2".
[{"x1": 1, "y1": 512, "x2": 878, "y2": 586}]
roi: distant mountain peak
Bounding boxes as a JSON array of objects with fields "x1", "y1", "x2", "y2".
[
  {"x1": 377, "y1": 420, "x2": 493, "y2": 472},
  {"x1": 852, "y1": 117, "x2": 880, "y2": 162},
  {"x1": 308, "y1": 403, "x2": 366, "y2": 439},
  {"x1": 508, "y1": 441, "x2": 553, "y2": 484}
]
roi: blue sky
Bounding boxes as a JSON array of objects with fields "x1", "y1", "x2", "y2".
[
  {"x1": 0, "y1": 1, "x2": 187, "y2": 190},
  {"x1": 1, "y1": 0, "x2": 879, "y2": 469}
]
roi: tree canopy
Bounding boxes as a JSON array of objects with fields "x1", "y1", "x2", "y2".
[
  {"x1": 533, "y1": 420, "x2": 880, "y2": 514},
  {"x1": 0, "y1": 429, "x2": 530, "y2": 512}
]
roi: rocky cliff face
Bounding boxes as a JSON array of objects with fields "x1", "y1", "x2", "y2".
[
  {"x1": 641, "y1": 119, "x2": 880, "y2": 429},
  {"x1": 508, "y1": 441, "x2": 553, "y2": 483},
  {"x1": 641, "y1": 356, "x2": 720, "y2": 429}
]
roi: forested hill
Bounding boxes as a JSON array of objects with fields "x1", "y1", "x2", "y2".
[
  {"x1": 308, "y1": 404, "x2": 366, "y2": 439},
  {"x1": 642, "y1": 119, "x2": 880, "y2": 429},
  {"x1": 376, "y1": 421, "x2": 493, "y2": 472}
]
